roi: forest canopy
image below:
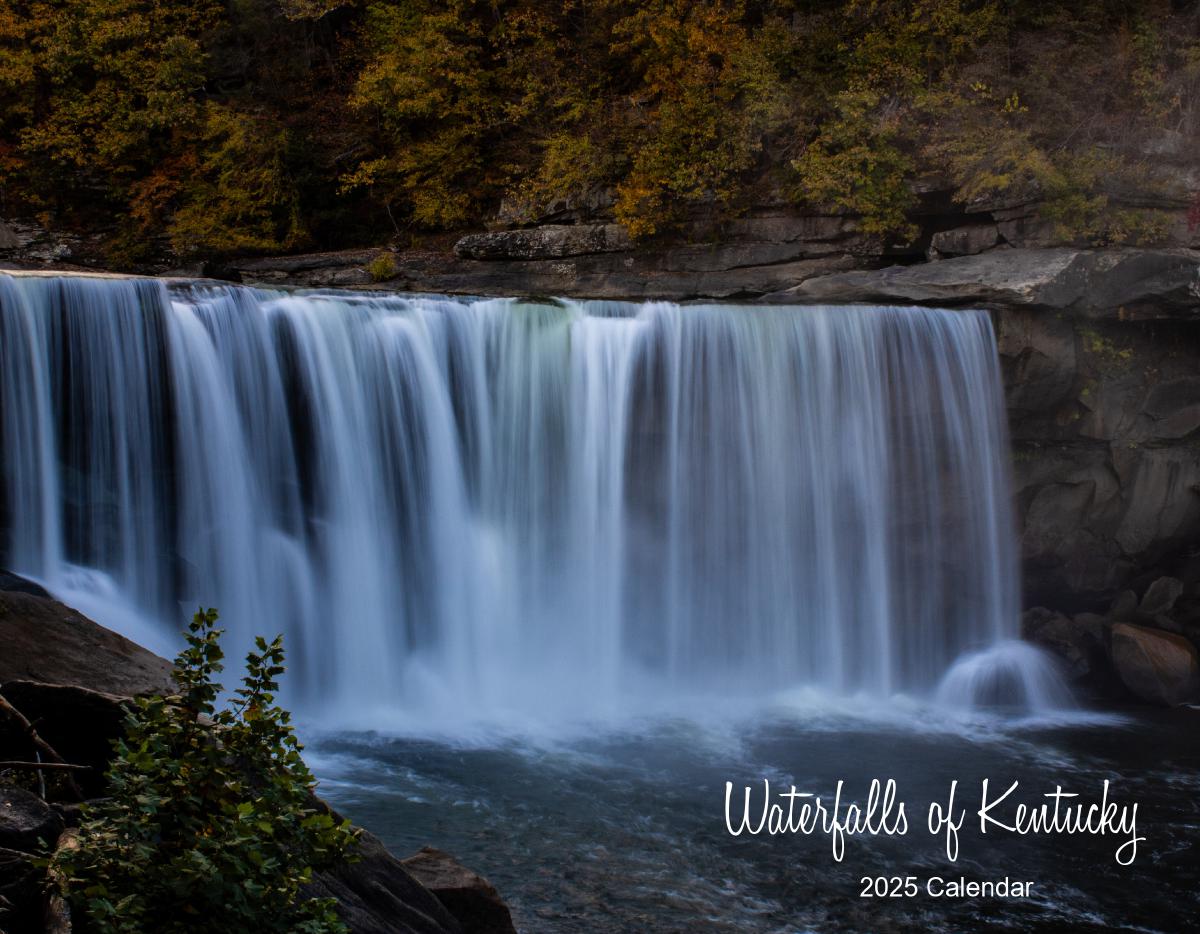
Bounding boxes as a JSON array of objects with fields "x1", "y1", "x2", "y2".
[{"x1": 0, "y1": 0, "x2": 1196, "y2": 263}]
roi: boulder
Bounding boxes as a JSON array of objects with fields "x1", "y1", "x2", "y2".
[
  {"x1": 401, "y1": 847, "x2": 517, "y2": 934},
  {"x1": 307, "y1": 830, "x2": 464, "y2": 934},
  {"x1": 929, "y1": 224, "x2": 1000, "y2": 257},
  {"x1": 1111, "y1": 623, "x2": 1200, "y2": 706},
  {"x1": 0, "y1": 785, "x2": 63, "y2": 852},
  {"x1": 0, "y1": 591, "x2": 174, "y2": 696},
  {"x1": 1139, "y1": 576, "x2": 1185, "y2": 618}
]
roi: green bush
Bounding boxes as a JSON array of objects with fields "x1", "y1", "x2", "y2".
[
  {"x1": 52, "y1": 609, "x2": 358, "y2": 934},
  {"x1": 367, "y1": 252, "x2": 398, "y2": 282}
]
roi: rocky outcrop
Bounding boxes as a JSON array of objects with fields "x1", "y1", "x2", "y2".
[
  {"x1": 0, "y1": 589, "x2": 174, "y2": 696},
  {"x1": 230, "y1": 210, "x2": 869, "y2": 299},
  {"x1": 765, "y1": 248, "x2": 1200, "y2": 317},
  {"x1": 354, "y1": 245, "x2": 859, "y2": 301},
  {"x1": 226, "y1": 249, "x2": 379, "y2": 288}
]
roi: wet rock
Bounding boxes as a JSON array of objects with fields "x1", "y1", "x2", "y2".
[
  {"x1": 1139, "y1": 576, "x2": 1185, "y2": 618},
  {"x1": 401, "y1": 847, "x2": 517, "y2": 934},
  {"x1": 0, "y1": 785, "x2": 63, "y2": 852},
  {"x1": 1110, "y1": 623, "x2": 1200, "y2": 706},
  {"x1": 0, "y1": 591, "x2": 174, "y2": 696},
  {"x1": 307, "y1": 831, "x2": 464, "y2": 934}
]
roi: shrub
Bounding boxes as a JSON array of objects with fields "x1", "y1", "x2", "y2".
[
  {"x1": 367, "y1": 252, "x2": 398, "y2": 282},
  {"x1": 51, "y1": 609, "x2": 358, "y2": 934}
]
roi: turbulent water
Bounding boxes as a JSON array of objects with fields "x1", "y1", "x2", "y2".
[{"x1": 0, "y1": 273, "x2": 1044, "y2": 718}]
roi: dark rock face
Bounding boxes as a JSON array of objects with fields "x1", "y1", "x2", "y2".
[
  {"x1": 996, "y1": 308, "x2": 1200, "y2": 609},
  {"x1": 0, "y1": 590, "x2": 175, "y2": 696},
  {"x1": 400, "y1": 847, "x2": 517, "y2": 934}
]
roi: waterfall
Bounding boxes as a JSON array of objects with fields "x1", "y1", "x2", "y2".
[{"x1": 0, "y1": 273, "x2": 1042, "y2": 719}]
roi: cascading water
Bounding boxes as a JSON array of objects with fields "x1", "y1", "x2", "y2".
[{"x1": 0, "y1": 273, "x2": 1060, "y2": 720}]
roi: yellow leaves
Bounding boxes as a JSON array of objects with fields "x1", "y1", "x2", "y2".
[
  {"x1": 1002, "y1": 93, "x2": 1025, "y2": 114},
  {"x1": 166, "y1": 103, "x2": 305, "y2": 258}
]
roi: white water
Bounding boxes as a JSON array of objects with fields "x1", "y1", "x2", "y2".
[{"x1": 0, "y1": 274, "x2": 1061, "y2": 721}]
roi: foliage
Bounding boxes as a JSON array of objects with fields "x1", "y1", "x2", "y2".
[
  {"x1": 791, "y1": 0, "x2": 1000, "y2": 241},
  {"x1": 0, "y1": 0, "x2": 1197, "y2": 258},
  {"x1": 164, "y1": 104, "x2": 307, "y2": 258},
  {"x1": 606, "y1": 0, "x2": 788, "y2": 238},
  {"x1": 367, "y1": 251, "x2": 397, "y2": 281},
  {"x1": 2, "y1": 0, "x2": 221, "y2": 196},
  {"x1": 51, "y1": 608, "x2": 358, "y2": 934}
]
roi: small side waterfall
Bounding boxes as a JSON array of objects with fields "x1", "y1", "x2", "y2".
[{"x1": 0, "y1": 274, "x2": 1055, "y2": 719}]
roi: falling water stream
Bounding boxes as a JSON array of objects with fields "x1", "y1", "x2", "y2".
[
  {"x1": 0, "y1": 273, "x2": 1046, "y2": 716},
  {"x1": 7, "y1": 273, "x2": 1185, "y2": 933}
]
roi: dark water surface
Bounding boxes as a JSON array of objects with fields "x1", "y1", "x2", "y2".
[{"x1": 308, "y1": 704, "x2": 1200, "y2": 933}]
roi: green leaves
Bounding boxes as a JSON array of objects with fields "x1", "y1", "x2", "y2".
[{"x1": 50, "y1": 608, "x2": 359, "y2": 934}]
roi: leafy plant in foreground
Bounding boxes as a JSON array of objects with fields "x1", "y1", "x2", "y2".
[{"x1": 51, "y1": 608, "x2": 358, "y2": 934}]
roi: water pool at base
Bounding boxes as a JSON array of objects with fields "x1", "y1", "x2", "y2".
[{"x1": 309, "y1": 705, "x2": 1200, "y2": 933}]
